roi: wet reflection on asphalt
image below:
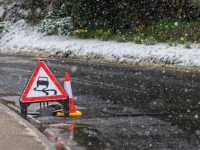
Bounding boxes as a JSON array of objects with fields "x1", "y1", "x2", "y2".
[{"x1": 42, "y1": 116, "x2": 200, "y2": 150}]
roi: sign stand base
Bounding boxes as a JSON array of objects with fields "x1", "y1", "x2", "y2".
[{"x1": 20, "y1": 97, "x2": 69, "y2": 120}]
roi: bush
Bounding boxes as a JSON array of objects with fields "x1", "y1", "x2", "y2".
[
  {"x1": 71, "y1": 0, "x2": 114, "y2": 29},
  {"x1": 71, "y1": 0, "x2": 167, "y2": 31},
  {"x1": 25, "y1": 0, "x2": 72, "y2": 23},
  {"x1": 41, "y1": 14, "x2": 73, "y2": 36},
  {"x1": 0, "y1": 25, "x2": 3, "y2": 33},
  {"x1": 146, "y1": 18, "x2": 200, "y2": 43}
]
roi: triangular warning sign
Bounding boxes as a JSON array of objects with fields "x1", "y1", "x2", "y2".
[{"x1": 20, "y1": 61, "x2": 68, "y2": 103}]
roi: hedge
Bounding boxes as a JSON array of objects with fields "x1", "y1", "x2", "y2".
[{"x1": 71, "y1": 0, "x2": 200, "y2": 31}]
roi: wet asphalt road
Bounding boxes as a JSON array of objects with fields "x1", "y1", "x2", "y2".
[{"x1": 1, "y1": 55, "x2": 200, "y2": 149}]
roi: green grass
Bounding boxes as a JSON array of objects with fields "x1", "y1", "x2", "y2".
[
  {"x1": 146, "y1": 18, "x2": 200, "y2": 43},
  {"x1": 0, "y1": 25, "x2": 4, "y2": 33},
  {"x1": 72, "y1": 18, "x2": 200, "y2": 46}
]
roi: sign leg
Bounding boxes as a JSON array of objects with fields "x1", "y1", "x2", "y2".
[
  {"x1": 58, "y1": 97, "x2": 69, "y2": 117},
  {"x1": 64, "y1": 98, "x2": 69, "y2": 118},
  {"x1": 20, "y1": 102, "x2": 28, "y2": 120}
]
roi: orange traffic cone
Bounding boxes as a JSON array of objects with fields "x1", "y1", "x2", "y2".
[{"x1": 64, "y1": 72, "x2": 82, "y2": 117}]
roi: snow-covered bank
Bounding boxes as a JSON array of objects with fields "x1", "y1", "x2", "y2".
[{"x1": 1, "y1": 20, "x2": 200, "y2": 70}]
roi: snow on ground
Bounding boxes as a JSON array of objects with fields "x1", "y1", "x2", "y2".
[{"x1": 1, "y1": 19, "x2": 200, "y2": 70}]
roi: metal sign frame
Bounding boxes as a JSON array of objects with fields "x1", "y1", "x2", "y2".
[{"x1": 20, "y1": 98, "x2": 69, "y2": 119}]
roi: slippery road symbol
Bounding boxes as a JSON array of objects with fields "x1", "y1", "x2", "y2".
[{"x1": 33, "y1": 76, "x2": 57, "y2": 95}]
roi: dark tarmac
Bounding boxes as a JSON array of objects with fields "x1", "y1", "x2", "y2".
[{"x1": 1, "y1": 55, "x2": 200, "y2": 149}]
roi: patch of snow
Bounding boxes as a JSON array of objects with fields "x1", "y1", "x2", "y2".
[
  {"x1": 0, "y1": 20, "x2": 200, "y2": 69},
  {"x1": 0, "y1": 6, "x2": 4, "y2": 18}
]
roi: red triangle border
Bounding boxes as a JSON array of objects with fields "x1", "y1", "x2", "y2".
[{"x1": 20, "y1": 61, "x2": 68, "y2": 103}]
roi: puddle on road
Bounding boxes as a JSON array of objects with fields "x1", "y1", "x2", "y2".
[
  {"x1": 74, "y1": 124, "x2": 110, "y2": 150},
  {"x1": 43, "y1": 123, "x2": 110, "y2": 150},
  {"x1": 42, "y1": 115, "x2": 200, "y2": 150}
]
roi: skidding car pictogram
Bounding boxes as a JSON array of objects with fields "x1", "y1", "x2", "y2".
[{"x1": 37, "y1": 77, "x2": 49, "y2": 88}]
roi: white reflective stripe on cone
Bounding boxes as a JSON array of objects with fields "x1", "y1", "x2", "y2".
[{"x1": 64, "y1": 81, "x2": 73, "y2": 98}]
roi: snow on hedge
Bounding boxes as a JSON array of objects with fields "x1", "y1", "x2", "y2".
[{"x1": 0, "y1": 19, "x2": 200, "y2": 68}]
